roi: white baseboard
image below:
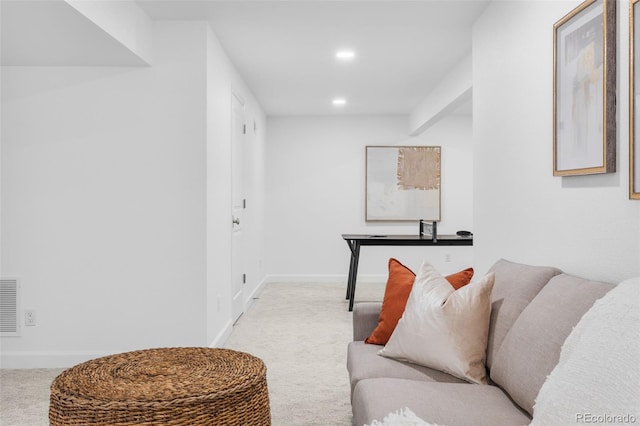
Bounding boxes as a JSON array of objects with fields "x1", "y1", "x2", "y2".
[
  {"x1": 208, "y1": 319, "x2": 234, "y2": 348},
  {"x1": 2, "y1": 321, "x2": 235, "y2": 369},
  {"x1": 1, "y1": 276, "x2": 385, "y2": 369},
  {"x1": 0, "y1": 350, "x2": 122, "y2": 369},
  {"x1": 264, "y1": 274, "x2": 386, "y2": 283},
  {"x1": 2, "y1": 321, "x2": 237, "y2": 368},
  {"x1": 210, "y1": 277, "x2": 268, "y2": 348},
  {"x1": 245, "y1": 276, "x2": 268, "y2": 306}
]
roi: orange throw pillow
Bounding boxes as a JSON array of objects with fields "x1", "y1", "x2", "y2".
[{"x1": 364, "y1": 258, "x2": 474, "y2": 345}]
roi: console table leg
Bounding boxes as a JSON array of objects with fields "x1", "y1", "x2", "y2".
[
  {"x1": 345, "y1": 239, "x2": 357, "y2": 299},
  {"x1": 348, "y1": 243, "x2": 361, "y2": 311},
  {"x1": 346, "y1": 252, "x2": 355, "y2": 300}
]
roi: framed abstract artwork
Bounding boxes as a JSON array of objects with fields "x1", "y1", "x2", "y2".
[
  {"x1": 553, "y1": 0, "x2": 616, "y2": 176},
  {"x1": 631, "y1": 0, "x2": 640, "y2": 199},
  {"x1": 365, "y1": 146, "x2": 441, "y2": 221}
]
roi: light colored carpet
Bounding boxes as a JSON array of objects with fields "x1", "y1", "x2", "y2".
[
  {"x1": 225, "y1": 281, "x2": 384, "y2": 425},
  {"x1": 0, "y1": 281, "x2": 385, "y2": 426},
  {"x1": 0, "y1": 368, "x2": 64, "y2": 426}
]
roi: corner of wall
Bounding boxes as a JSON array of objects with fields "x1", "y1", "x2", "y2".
[{"x1": 409, "y1": 54, "x2": 472, "y2": 136}]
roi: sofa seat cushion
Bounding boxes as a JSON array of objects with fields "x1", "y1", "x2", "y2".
[
  {"x1": 352, "y1": 379, "x2": 532, "y2": 426},
  {"x1": 347, "y1": 341, "x2": 465, "y2": 397},
  {"x1": 490, "y1": 274, "x2": 614, "y2": 416}
]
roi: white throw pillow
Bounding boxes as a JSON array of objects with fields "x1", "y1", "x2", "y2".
[
  {"x1": 379, "y1": 261, "x2": 494, "y2": 384},
  {"x1": 531, "y1": 277, "x2": 640, "y2": 425}
]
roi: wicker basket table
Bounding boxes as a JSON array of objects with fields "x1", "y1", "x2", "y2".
[{"x1": 49, "y1": 347, "x2": 270, "y2": 425}]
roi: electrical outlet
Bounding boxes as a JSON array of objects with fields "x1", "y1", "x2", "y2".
[
  {"x1": 24, "y1": 309, "x2": 36, "y2": 326},
  {"x1": 444, "y1": 253, "x2": 452, "y2": 263}
]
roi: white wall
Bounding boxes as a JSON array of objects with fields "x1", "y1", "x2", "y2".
[
  {"x1": 6, "y1": 0, "x2": 637, "y2": 369},
  {"x1": 473, "y1": 1, "x2": 640, "y2": 281},
  {"x1": 241, "y1": 101, "x2": 268, "y2": 301},
  {"x1": 265, "y1": 115, "x2": 474, "y2": 284},
  {"x1": 0, "y1": 20, "x2": 267, "y2": 367},
  {"x1": 1, "y1": 22, "x2": 209, "y2": 367},
  {"x1": 205, "y1": 26, "x2": 267, "y2": 346}
]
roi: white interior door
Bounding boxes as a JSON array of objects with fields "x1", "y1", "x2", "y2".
[{"x1": 231, "y1": 93, "x2": 245, "y2": 323}]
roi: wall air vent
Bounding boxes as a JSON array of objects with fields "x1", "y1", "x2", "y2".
[{"x1": 0, "y1": 279, "x2": 20, "y2": 336}]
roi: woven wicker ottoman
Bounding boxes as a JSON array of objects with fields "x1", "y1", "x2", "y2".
[{"x1": 49, "y1": 347, "x2": 270, "y2": 425}]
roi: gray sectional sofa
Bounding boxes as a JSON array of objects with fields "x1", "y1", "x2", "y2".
[{"x1": 347, "y1": 259, "x2": 623, "y2": 426}]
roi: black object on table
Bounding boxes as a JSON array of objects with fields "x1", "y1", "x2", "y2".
[{"x1": 342, "y1": 234, "x2": 473, "y2": 311}]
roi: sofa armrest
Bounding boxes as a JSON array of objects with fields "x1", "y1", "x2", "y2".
[{"x1": 352, "y1": 302, "x2": 382, "y2": 341}]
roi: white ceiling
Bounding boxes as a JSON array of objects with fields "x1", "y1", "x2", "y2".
[{"x1": 1, "y1": 0, "x2": 489, "y2": 116}]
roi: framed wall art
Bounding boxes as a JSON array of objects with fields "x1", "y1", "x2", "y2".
[
  {"x1": 631, "y1": 0, "x2": 640, "y2": 199},
  {"x1": 365, "y1": 146, "x2": 441, "y2": 221},
  {"x1": 553, "y1": 0, "x2": 616, "y2": 176}
]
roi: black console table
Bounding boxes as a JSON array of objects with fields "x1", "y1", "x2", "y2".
[{"x1": 342, "y1": 234, "x2": 473, "y2": 311}]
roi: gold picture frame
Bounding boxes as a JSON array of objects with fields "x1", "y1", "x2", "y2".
[
  {"x1": 553, "y1": 0, "x2": 616, "y2": 176},
  {"x1": 630, "y1": 0, "x2": 640, "y2": 199}
]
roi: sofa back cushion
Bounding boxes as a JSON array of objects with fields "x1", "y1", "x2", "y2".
[
  {"x1": 490, "y1": 274, "x2": 614, "y2": 416},
  {"x1": 485, "y1": 259, "x2": 562, "y2": 369}
]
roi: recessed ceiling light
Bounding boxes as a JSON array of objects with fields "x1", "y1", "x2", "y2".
[
  {"x1": 332, "y1": 98, "x2": 347, "y2": 106},
  {"x1": 336, "y1": 50, "x2": 355, "y2": 60}
]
